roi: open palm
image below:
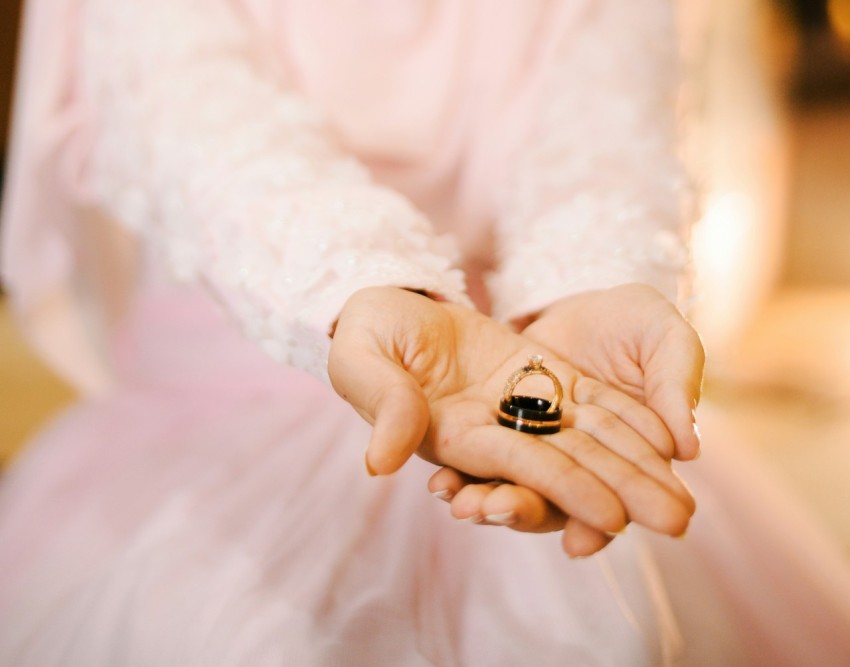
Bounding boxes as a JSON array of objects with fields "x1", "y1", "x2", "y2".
[
  {"x1": 329, "y1": 287, "x2": 694, "y2": 555},
  {"x1": 522, "y1": 283, "x2": 705, "y2": 461}
]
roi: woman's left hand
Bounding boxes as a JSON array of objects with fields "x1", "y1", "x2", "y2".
[
  {"x1": 428, "y1": 284, "x2": 704, "y2": 553},
  {"x1": 522, "y1": 284, "x2": 705, "y2": 461}
]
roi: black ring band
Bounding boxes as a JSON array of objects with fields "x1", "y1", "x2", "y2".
[{"x1": 497, "y1": 396, "x2": 562, "y2": 434}]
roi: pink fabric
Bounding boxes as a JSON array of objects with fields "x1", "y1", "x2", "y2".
[
  {"x1": 0, "y1": 286, "x2": 684, "y2": 665},
  {"x1": 3, "y1": 0, "x2": 689, "y2": 387},
  {"x1": 1, "y1": 0, "x2": 99, "y2": 389},
  {"x1": 2, "y1": 1, "x2": 850, "y2": 664},
  {"x1": 2, "y1": 0, "x2": 569, "y2": 387}
]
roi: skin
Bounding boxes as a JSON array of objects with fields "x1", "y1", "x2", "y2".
[
  {"x1": 426, "y1": 284, "x2": 705, "y2": 556},
  {"x1": 328, "y1": 286, "x2": 699, "y2": 556}
]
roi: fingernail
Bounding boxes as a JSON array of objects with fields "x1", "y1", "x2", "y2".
[
  {"x1": 484, "y1": 512, "x2": 515, "y2": 526},
  {"x1": 458, "y1": 514, "x2": 484, "y2": 524},
  {"x1": 432, "y1": 489, "x2": 453, "y2": 501}
]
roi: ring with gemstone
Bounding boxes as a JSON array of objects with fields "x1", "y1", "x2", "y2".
[{"x1": 497, "y1": 355, "x2": 563, "y2": 435}]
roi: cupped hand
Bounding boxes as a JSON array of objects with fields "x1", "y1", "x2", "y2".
[
  {"x1": 328, "y1": 287, "x2": 695, "y2": 555},
  {"x1": 522, "y1": 283, "x2": 705, "y2": 461},
  {"x1": 428, "y1": 283, "x2": 704, "y2": 551}
]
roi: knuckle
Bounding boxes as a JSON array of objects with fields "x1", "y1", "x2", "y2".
[
  {"x1": 576, "y1": 403, "x2": 621, "y2": 436},
  {"x1": 558, "y1": 430, "x2": 598, "y2": 460},
  {"x1": 594, "y1": 411, "x2": 620, "y2": 434}
]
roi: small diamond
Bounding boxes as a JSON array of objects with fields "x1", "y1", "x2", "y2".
[{"x1": 528, "y1": 354, "x2": 543, "y2": 369}]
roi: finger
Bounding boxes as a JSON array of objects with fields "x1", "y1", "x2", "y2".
[
  {"x1": 564, "y1": 402, "x2": 695, "y2": 514},
  {"x1": 466, "y1": 356, "x2": 692, "y2": 534},
  {"x1": 561, "y1": 517, "x2": 614, "y2": 558},
  {"x1": 479, "y1": 483, "x2": 567, "y2": 533},
  {"x1": 329, "y1": 344, "x2": 430, "y2": 476},
  {"x1": 447, "y1": 481, "x2": 567, "y2": 533},
  {"x1": 427, "y1": 466, "x2": 499, "y2": 501},
  {"x1": 428, "y1": 466, "x2": 468, "y2": 501},
  {"x1": 433, "y1": 420, "x2": 629, "y2": 534},
  {"x1": 573, "y1": 377, "x2": 675, "y2": 460},
  {"x1": 429, "y1": 467, "x2": 570, "y2": 533},
  {"x1": 545, "y1": 425, "x2": 692, "y2": 535},
  {"x1": 449, "y1": 482, "x2": 499, "y2": 523},
  {"x1": 643, "y1": 320, "x2": 706, "y2": 461}
]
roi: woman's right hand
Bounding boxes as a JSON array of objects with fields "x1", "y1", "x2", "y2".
[{"x1": 328, "y1": 287, "x2": 695, "y2": 555}]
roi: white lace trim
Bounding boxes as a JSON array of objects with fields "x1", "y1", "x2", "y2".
[
  {"x1": 488, "y1": 0, "x2": 692, "y2": 323},
  {"x1": 79, "y1": 0, "x2": 470, "y2": 381}
]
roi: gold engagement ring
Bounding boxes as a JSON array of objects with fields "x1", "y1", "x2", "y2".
[{"x1": 497, "y1": 355, "x2": 563, "y2": 435}]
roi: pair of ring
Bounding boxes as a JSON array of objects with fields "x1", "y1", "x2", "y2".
[{"x1": 497, "y1": 355, "x2": 563, "y2": 435}]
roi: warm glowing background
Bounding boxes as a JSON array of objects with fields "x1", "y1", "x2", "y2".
[
  {"x1": 1, "y1": 0, "x2": 849, "y2": 552},
  {"x1": 685, "y1": 0, "x2": 850, "y2": 553}
]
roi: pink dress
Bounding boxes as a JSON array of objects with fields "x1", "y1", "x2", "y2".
[{"x1": 2, "y1": 0, "x2": 850, "y2": 664}]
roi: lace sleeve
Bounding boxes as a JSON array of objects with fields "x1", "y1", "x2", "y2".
[
  {"x1": 487, "y1": 0, "x2": 692, "y2": 323},
  {"x1": 78, "y1": 0, "x2": 470, "y2": 380}
]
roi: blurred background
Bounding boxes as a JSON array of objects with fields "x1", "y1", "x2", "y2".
[
  {"x1": 0, "y1": 0, "x2": 76, "y2": 468},
  {"x1": 0, "y1": 1, "x2": 849, "y2": 552}
]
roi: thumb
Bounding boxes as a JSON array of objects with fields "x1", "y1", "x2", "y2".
[
  {"x1": 329, "y1": 342, "x2": 430, "y2": 476},
  {"x1": 643, "y1": 322, "x2": 705, "y2": 461}
]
